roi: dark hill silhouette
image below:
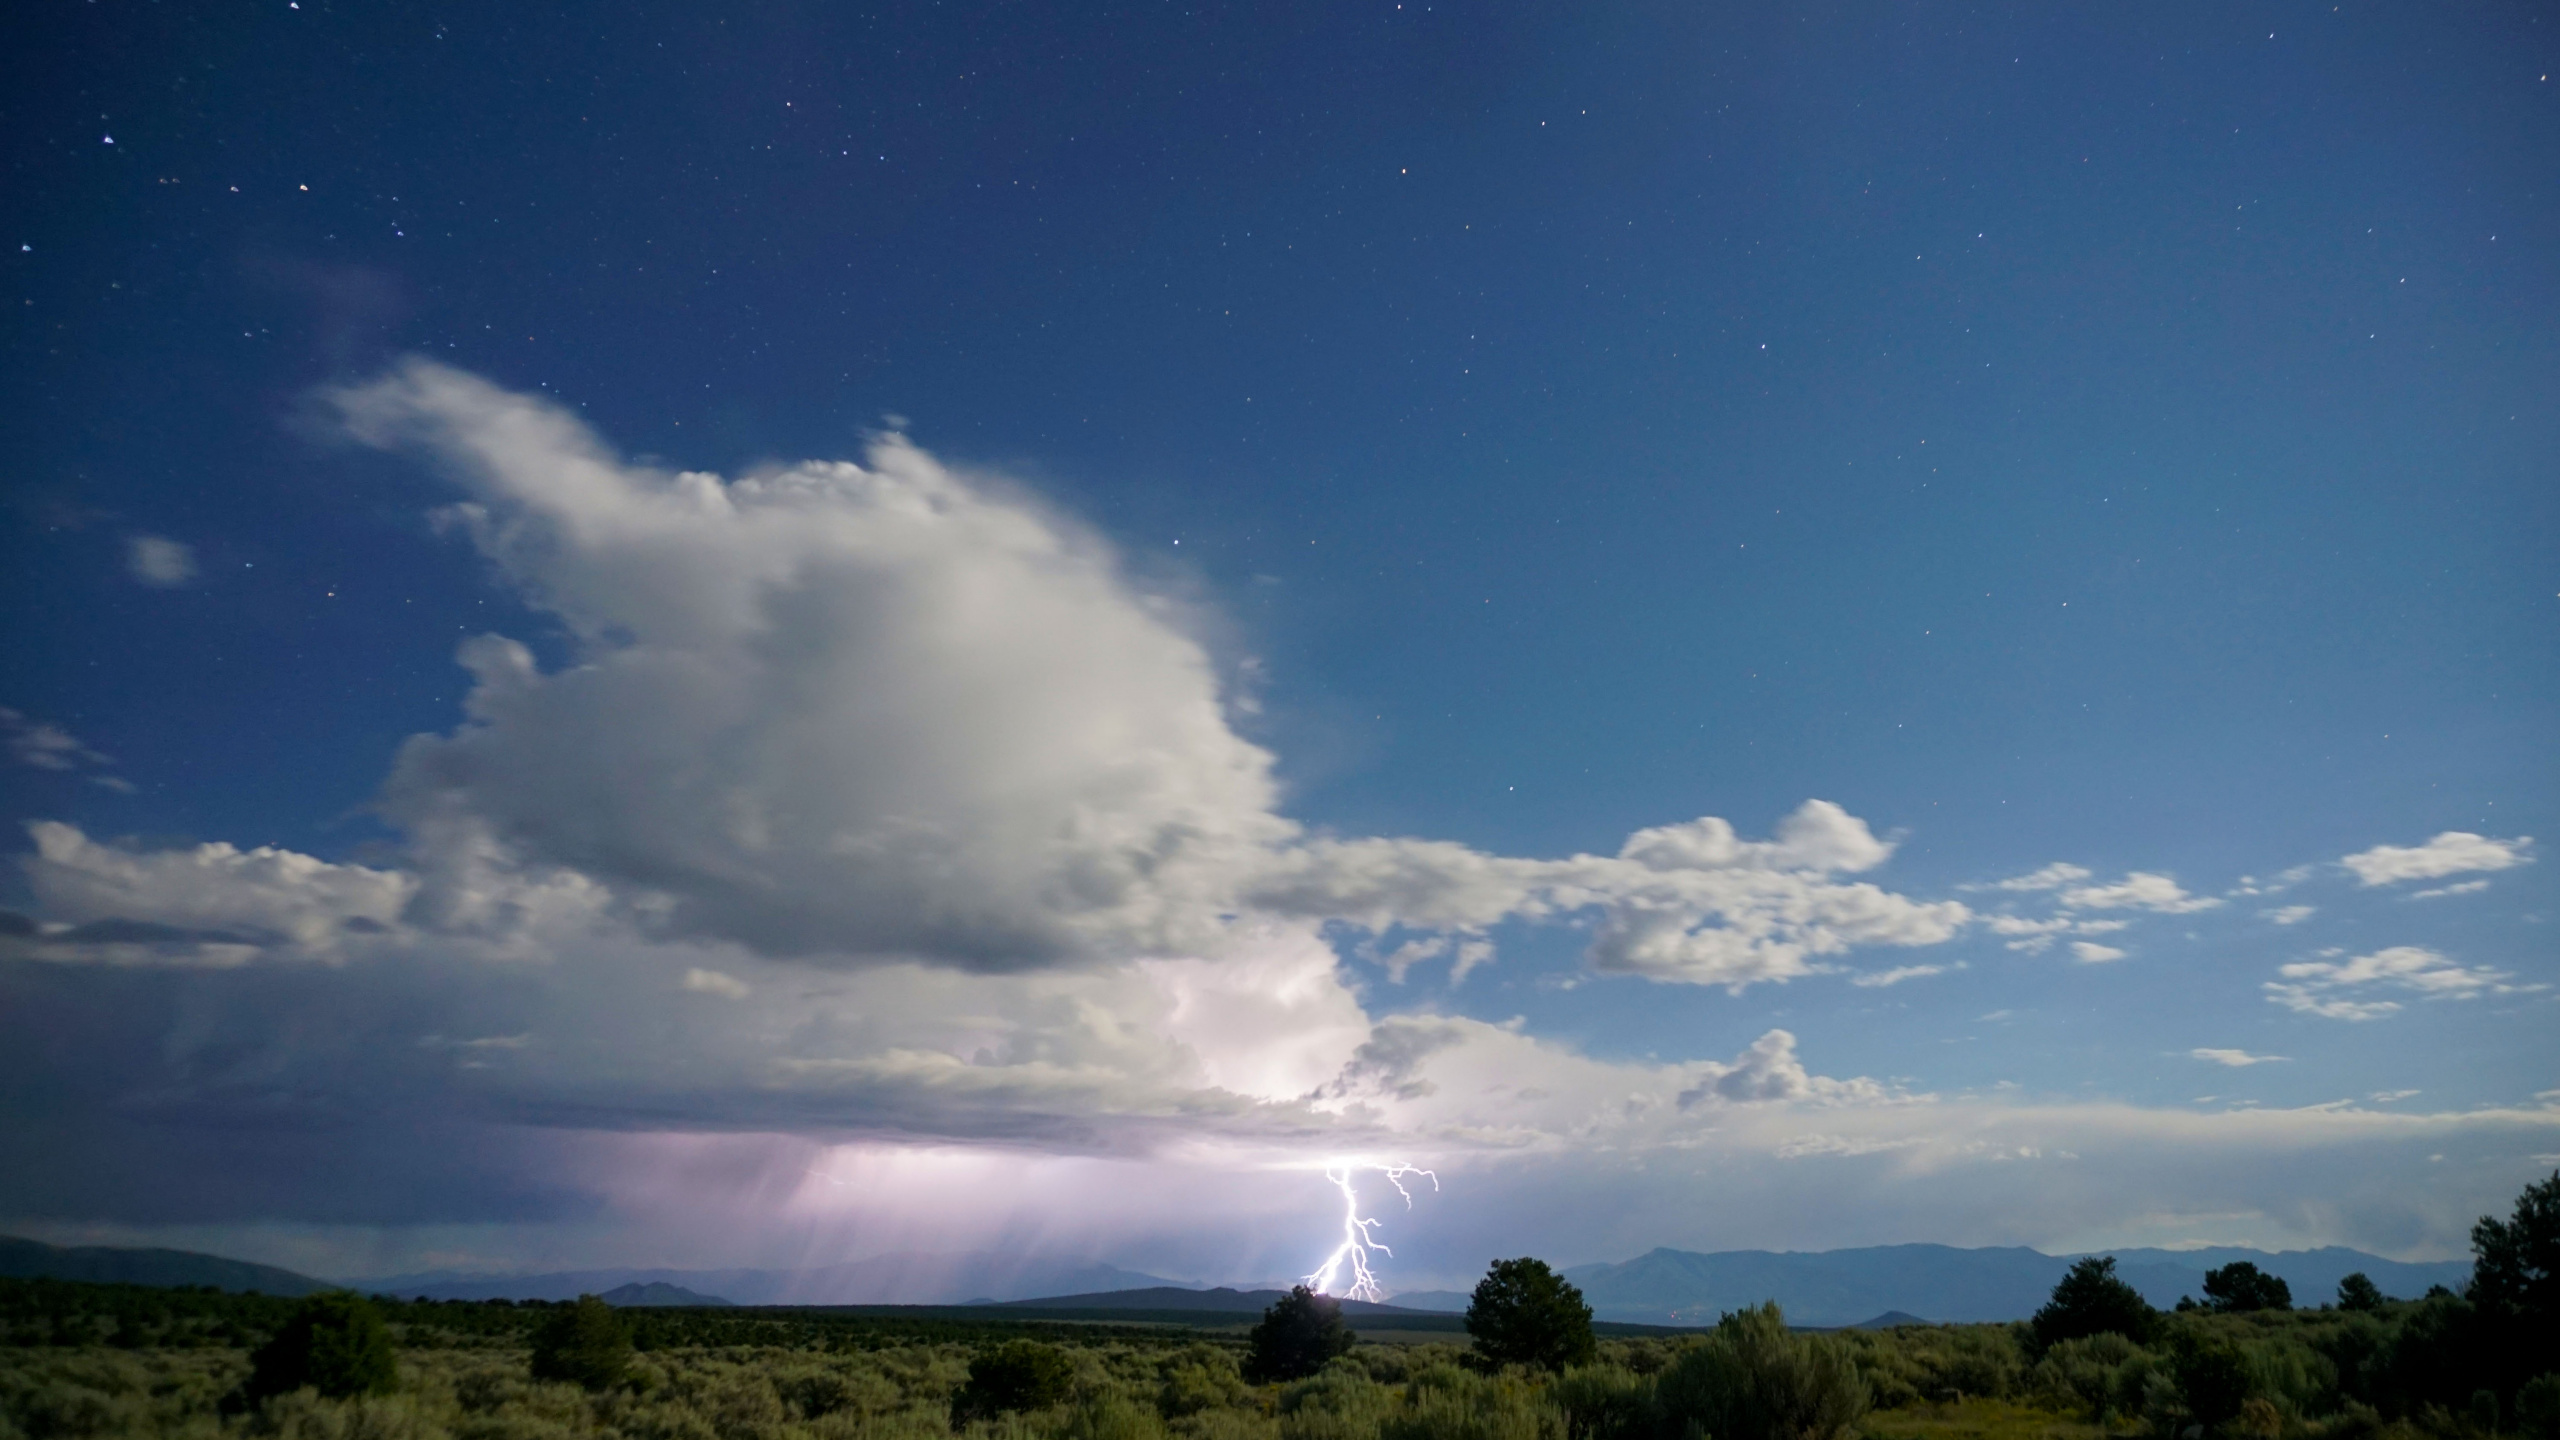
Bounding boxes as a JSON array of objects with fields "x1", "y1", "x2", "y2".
[
  {"x1": 0, "y1": 1235, "x2": 328, "y2": 1296},
  {"x1": 995, "y1": 1285, "x2": 1434, "y2": 1317},
  {"x1": 597, "y1": 1281, "x2": 731, "y2": 1307},
  {"x1": 1556, "y1": 1243, "x2": 2469, "y2": 1327}
]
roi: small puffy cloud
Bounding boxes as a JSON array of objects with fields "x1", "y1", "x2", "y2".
[
  {"x1": 2071, "y1": 941, "x2": 2129, "y2": 964},
  {"x1": 2341, "y1": 832, "x2": 2532, "y2": 887},
  {"x1": 2261, "y1": 906, "x2": 2316, "y2": 926},
  {"x1": 126, "y1": 536, "x2": 198, "y2": 587},
  {"x1": 1982, "y1": 862, "x2": 2091, "y2": 892},
  {"x1": 683, "y1": 968, "x2": 750, "y2": 999},
  {"x1": 2059, "y1": 872, "x2": 2221, "y2": 914},
  {"x1": 2264, "y1": 945, "x2": 2524, "y2": 1021},
  {"x1": 2410, "y1": 880, "x2": 2490, "y2": 900},
  {"x1": 2191, "y1": 1048, "x2": 2287, "y2": 1067}
]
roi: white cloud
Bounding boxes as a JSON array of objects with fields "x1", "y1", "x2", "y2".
[
  {"x1": 126, "y1": 535, "x2": 197, "y2": 586},
  {"x1": 14, "y1": 820, "x2": 414, "y2": 962},
  {"x1": 2263, "y1": 945, "x2": 2526, "y2": 1021},
  {"x1": 2410, "y1": 880, "x2": 2490, "y2": 900},
  {"x1": 2190, "y1": 1048, "x2": 2287, "y2": 1067},
  {"x1": 2341, "y1": 832, "x2": 2532, "y2": 887},
  {"x1": 1, "y1": 709, "x2": 111, "y2": 775},
  {"x1": 315, "y1": 361, "x2": 1968, "y2": 990},
  {"x1": 2071, "y1": 941, "x2": 2128, "y2": 964},
  {"x1": 1983, "y1": 862, "x2": 2091, "y2": 892},
  {"x1": 682, "y1": 968, "x2": 750, "y2": 999},
  {"x1": 2059, "y1": 872, "x2": 2221, "y2": 914},
  {"x1": 1852, "y1": 963, "x2": 1956, "y2": 988},
  {"x1": 2261, "y1": 905, "x2": 2316, "y2": 925}
]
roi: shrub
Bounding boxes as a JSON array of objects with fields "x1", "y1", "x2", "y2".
[
  {"x1": 2030, "y1": 1258, "x2": 2158, "y2": 1355},
  {"x1": 241, "y1": 1292, "x2": 398, "y2": 1405},
  {"x1": 527, "y1": 1296, "x2": 632, "y2": 1392},
  {"x1": 1247, "y1": 1288, "x2": 1357, "y2": 1384},
  {"x1": 952, "y1": 1340, "x2": 1075, "y2": 1422},
  {"x1": 1379, "y1": 1365, "x2": 1562, "y2": 1440},
  {"x1": 1466, "y1": 1259, "x2": 1597, "y2": 1372},
  {"x1": 1655, "y1": 1303, "x2": 1868, "y2": 1440},
  {"x1": 1549, "y1": 1363, "x2": 1657, "y2": 1440},
  {"x1": 2518, "y1": 1373, "x2": 2560, "y2": 1440},
  {"x1": 2202, "y1": 1264, "x2": 2292, "y2": 1314},
  {"x1": 2171, "y1": 1333, "x2": 2255, "y2": 1435}
]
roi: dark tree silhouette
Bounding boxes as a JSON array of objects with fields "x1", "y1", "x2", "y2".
[
  {"x1": 1244, "y1": 1285, "x2": 1357, "y2": 1382},
  {"x1": 1466, "y1": 1257, "x2": 1597, "y2": 1371},
  {"x1": 241, "y1": 1291, "x2": 398, "y2": 1404},
  {"x1": 2029, "y1": 1257, "x2": 2157, "y2": 1354},
  {"x1": 528, "y1": 1295, "x2": 633, "y2": 1391},
  {"x1": 2469, "y1": 1170, "x2": 2558, "y2": 1329},
  {"x1": 2202, "y1": 1261, "x2": 2293, "y2": 1313},
  {"x1": 951, "y1": 1339, "x2": 1076, "y2": 1421},
  {"x1": 2336, "y1": 1272, "x2": 2385, "y2": 1312}
]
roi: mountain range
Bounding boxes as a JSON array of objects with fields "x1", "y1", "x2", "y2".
[
  {"x1": 354, "y1": 1252, "x2": 1183, "y2": 1305},
  {"x1": 0, "y1": 1236, "x2": 328, "y2": 1297},
  {"x1": 1391, "y1": 1243, "x2": 2471, "y2": 1327},
  {"x1": 1, "y1": 1235, "x2": 2469, "y2": 1328}
]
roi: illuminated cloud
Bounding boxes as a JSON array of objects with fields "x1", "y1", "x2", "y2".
[
  {"x1": 2191, "y1": 1048, "x2": 2287, "y2": 1067},
  {"x1": 2341, "y1": 832, "x2": 2532, "y2": 887},
  {"x1": 125, "y1": 535, "x2": 197, "y2": 587}
]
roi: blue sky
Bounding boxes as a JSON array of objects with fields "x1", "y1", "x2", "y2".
[{"x1": 1, "y1": 1, "x2": 2553, "y2": 1288}]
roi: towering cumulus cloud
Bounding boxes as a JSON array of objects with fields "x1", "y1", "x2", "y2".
[
  {"x1": 306, "y1": 358, "x2": 1966, "y2": 983},
  {"x1": 333, "y1": 360, "x2": 1291, "y2": 966}
]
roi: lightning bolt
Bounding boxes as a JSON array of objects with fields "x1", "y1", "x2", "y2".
[{"x1": 1303, "y1": 1163, "x2": 1437, "y2": 1303}]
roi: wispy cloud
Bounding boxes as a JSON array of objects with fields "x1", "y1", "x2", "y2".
[
  {"x1": 2191, "y1": 1048, "x2": 2287, "y2": 1067},
  {"x1": 2264, "y1": 945, "x2": 2528, "y2": 1021}
]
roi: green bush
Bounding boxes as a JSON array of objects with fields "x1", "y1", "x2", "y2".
[
  {"x1": 1466, "y1": 1259, "x2": 1597, "y2": 1373},
  {"x1": 241, "y1": 1292, "x2": 398, "y2": 1405},
  {"x1": 953, "y1": 1340, "x2": 1076, "y2": 1422},
  {"x1": 527, "y1": 1297, "x2": 631, "y2": 1393},
  {"x1": 1549, "y1": 1362, "x2": 1657, "y2": 1440},
  {"x1": 2518, "y1": 1373, "x2": 2560, "y2": 1440},
  {"x1": 2030, "y1": 1258, "x2": 2158, "y2": 1355},
  {"x1": 1246, "y1": 1288, "x2": 1357, "y2": 1384},
  {"x1": 1654, "y1": 1303, "x2": 1867, "y2": 1440}
]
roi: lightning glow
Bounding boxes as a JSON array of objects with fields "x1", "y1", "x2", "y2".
[{"x1": 1302, "y1": 1162, "x2": 1437, "y2": 1302}]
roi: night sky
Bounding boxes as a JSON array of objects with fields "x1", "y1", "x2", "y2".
[{"x1": 2, "y1": 1, "x2": 2553, "y2": 1288}]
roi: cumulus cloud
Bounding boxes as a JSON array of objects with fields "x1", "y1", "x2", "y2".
[
  {"x1": 126, "y1": 536, "x2": 197, "y2": 587},
  {"x1": 2071, "y1": 942, "x2": 2128, "y2": 964},
  {"x1": 2261, "y1": 906, "x2": 2316, "y2": 925},
  {"x1": 2410, "y1": 881, "x2": 2490, "y2": 900},
  {"x1": 2191, "y1": 1048, "x2": 2287, "y2": 1067},
  {"x1": 306, "y1": 361, "x2": 1967, "y2": 989},
  {"x1": 2059, "y1": 872, "x2": 2221, "y2": 914},
  {"x1": 2263, "y1": 945, "x2": 2526, "y2": 1021},
  {"x1": 14, "y1": 821, "x2": 414, "y2": 962},
  {"x1": 2341, "y1": 832, "x2": 2532, "y2": 887}
]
